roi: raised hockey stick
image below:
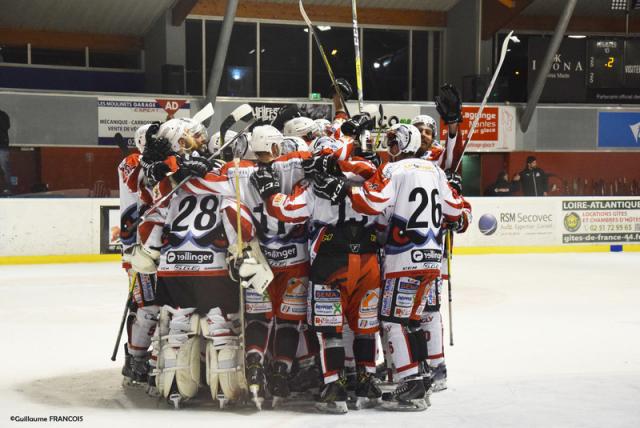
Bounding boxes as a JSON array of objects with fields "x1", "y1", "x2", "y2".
[
  {"x1": 453, "y1": 31, "x2": 514, "y2": 172},
  {"x1": 299, "y1": 0, "x2": 350, "y2": 117},
  {"x1": 125, "y1": 104, "x2": 255, "y2": 232},
  {"x1": 110, "y1": 273, "x2": 137, "y2": 361}
]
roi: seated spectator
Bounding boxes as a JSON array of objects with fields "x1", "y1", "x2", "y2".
[{"x1": 485, "y1": 171, "x2": 517, "y2": 196}]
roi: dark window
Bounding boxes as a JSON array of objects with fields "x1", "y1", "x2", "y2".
[
  {"x1": 260, "y1": 24, "x2": 308, "y2": 98},
  {"x1": 0, "y1": 45, "x2": 28, "y2": 64},
  {"x1": 31, "y1": 48, "x2": 85, "y2": 67},
  {"x1": 205, "y1": 21, "x2": 256, "y2": 97},
  {"x1": 89, "y1": 51, "x2": 140, "y2": 69},
  {"x1": 433, "y1": 31, "x2": 441, "y2": 97},
  {"x1": 186, "y1": 19, "x2": 203, "y2": 95},
  {"x1": 363, "y1": 29, "x2": 409, "y2": 101},
  {"x1": 310, "y1": 26, "x2": 357, "y2": 99},
  {"x1": 412, "y1": 31, "x2": 428, "y2": 101}
]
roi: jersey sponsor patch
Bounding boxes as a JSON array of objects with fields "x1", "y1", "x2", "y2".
[
  {"x1": 314, "y1": 302, "x2": 342, "y2": 316},
  {"x1": 359, "y1": 289, "x2": 379, "y2": 317},
  {"x1": 410, "y1": 248, "x2": 442, "y2": 264},
  {"x1": 263, "y1": 245, "x2": 298, "y2": 261},
  {"x1": 397, "y1": 278, "x2": 420, "y2": 292},
  {"x1": 314, "y1": 315, "x2": 342, "y2": 327},
  {"x1": 395, "y1": 293, "x2": 415, "y2": 308},
  {"x1": 272, "y1": 193, "x2": 287, "y2": 207},
  {"x1": 280, "y1": 303, "x2": 306, "y2": 315},
  {"x1": 246, "y1": 288, "x2": 270, "y2": 303},
  {"x1": 246, "y1": 302, "x2": 272, "y2": 314},
  {"x1": 358, "y1": 317, "x2": 379, "y2": 330},
  {"x1": 314, "y1": 288, "x2": 341, "y2": 301},
  {"x1": 166, "y1": 250, "x2": 214, "y2": 265},
  {"x1": 394, "y1": 307, "x2": 411, "y2": 318}
]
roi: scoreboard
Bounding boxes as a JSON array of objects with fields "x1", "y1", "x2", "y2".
[{"x1": 588, "y1": 38, "x2": 640, "y2": 89}]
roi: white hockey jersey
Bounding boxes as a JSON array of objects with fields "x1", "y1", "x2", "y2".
[{"x1": 349, "y1": 158, "x2": 463, "y2": 278}]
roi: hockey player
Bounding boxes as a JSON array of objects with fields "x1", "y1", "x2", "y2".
[
  {"x1": 283, "y1": 116, "x2": 318, "y2": 146},
  {"x1": 118, "y1": 123, "x2": 160, "y2": 388},
  {"x1": 132, "y1": 118, "x2": 246, "y2": 408},
  {"x1": 346, "y1": 123, "x2": 465, "y2": 411},
  {"x1": 251, "y1": 136, "x2": 381, "y2": 414}
]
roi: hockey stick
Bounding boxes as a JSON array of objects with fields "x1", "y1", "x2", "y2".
[
  {"x1": 125, "y1": 104, "x2": 255, "y2": 232},
  {"x1": 453, "y1": 31, "x2": 513, "y2": 172},
  {"x1": 351, "y1": 0, "x2": 364, "y2": 115},
  {"x1": 445, "y1": 231, "x2": 454, "y2": 346},
  {"x1": 110, "y1": 273, "x2": 137, "y2": 361},
  {"x1": 299, "y1": 0, "x2": 350, "y2": 117}
]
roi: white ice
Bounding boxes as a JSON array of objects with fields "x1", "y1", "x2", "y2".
[{"x1": 1, "y1": 253, "x2": 639, "y2": 428}]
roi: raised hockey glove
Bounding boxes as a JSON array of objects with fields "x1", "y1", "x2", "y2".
[
  {"x1": 250, "y1": 163, "x2": 281, "y2": 200},
  {"x1": 140, "y1": 157, "x2": 171, "y2": 184},
  {"x1": 333, "y1": 78, "x2": 353, "y2": 99},
  {"x1": 272, "y1": 104, "x2": 301, "y2": 131},
  {"x1": 435, "y1": 83, "x2": 463, "y2": 125},
  {"x1": 445, "y1": 169, "x2": 463, "y2": 194},
  {"x1": 302, "y1": 153, "x2": 339, "y2": 176},
  {"x1": 341, "y1": 113, "x2": 374, "y2": 138},
  {"x1": 313, "y1": 173, "x2": 348, "y2": 203}
]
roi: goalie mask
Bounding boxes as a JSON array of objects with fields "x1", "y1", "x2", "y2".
[{"x1": 387, "y1": 123, "x2": 421, "y2": 158}]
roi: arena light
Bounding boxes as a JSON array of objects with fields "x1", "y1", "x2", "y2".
[{"x1": 610, "y1": 0, "x2": 629, "y2": 10}]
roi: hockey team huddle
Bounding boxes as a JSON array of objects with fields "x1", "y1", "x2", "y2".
[{"x1": 117, "y1": 83, "x2": 472, "y2": 414}]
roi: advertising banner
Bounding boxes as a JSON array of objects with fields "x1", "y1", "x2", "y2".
[
  {"x1": 560, "y1": 199, "x2": 640, "y2": 244},
  {"x1": 97, "y1": 96, "x2": 191, "y2": 147},
  {"x1": 597, "y1": 111, "x2": 640, "y2": 148},
  {"x1": 457, "y1": 197, "x2": 640, "y2": 248},
  {"x1": 439, "y1": 106, "x2": 516, "y2": 152}
]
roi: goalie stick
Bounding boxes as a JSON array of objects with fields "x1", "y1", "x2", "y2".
[{"x1": 299, "y1": 0, "x2": 350, "y2": 117}]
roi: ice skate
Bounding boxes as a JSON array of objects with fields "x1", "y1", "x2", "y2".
[
  {"x1": 314, "y1": 377, "x2": 348, "y2": 414},
  {"x1": 269, "y1": 361, "x2": 290, "y2": 408},
  {"x1": 246, "y1": 353, "x2": 265, "y2": 410},
  {"x1": 289, "y1": 361, "x2": 321, "y2": 394},
  {"x1": 121, "y1": 344, "x2": 149, "y2": 386},
  {"x1": 430, "y1": 362, "x2": 447, "y2": 392},
  {"x1": 381, "y1": 375, "x2": 428, "y2": 411},
  {"x1": 352, "y1": 367, "x2": 381, "y2": 409}
]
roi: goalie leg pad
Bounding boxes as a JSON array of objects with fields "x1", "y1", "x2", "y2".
[
  {"x1": 201, "y1": 308, "x2": 247, "y2": 402},
  {"x1": 156, "y1": 306, "x2": 201, "y2": 400}
]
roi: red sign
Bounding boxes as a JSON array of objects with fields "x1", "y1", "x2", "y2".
[
  {"x1": 155, "y1": 99, "x2": 188, "y2": 116},
  {"x1": 440, "y1": 106, "x2": 499, "y2": 142}
]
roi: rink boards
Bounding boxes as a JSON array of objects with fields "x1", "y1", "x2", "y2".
[{"x1": 0, "y1": 196, "x2": 639, "y2": 263}]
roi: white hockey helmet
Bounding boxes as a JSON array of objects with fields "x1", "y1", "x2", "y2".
[
  {"x1": 313, "y1": 119, "x2": 331, "y2": 137},
  {"x1": 157, "y1": 118, "x2": 192, "y2": 153},
  {"x1": 387, "y1": 123, "x2": 421, "y2": 156},
  {"x1": 208, "y1": 130, "x2": 237, "y2": 154},
  {"x1": 134, "y1": 123, "x2": 152, "y2": 152},
  {"x1": 283, "y1": 116, "x2": 317, "y2": 139},
  {"x1": 312, "y1": 135, "x2": 352, "y2": 161},
  {"x1": 250, "y1": 125, "x2": 283, "y2": 154},
  {"x1": 280, "y1": 136, "x2": 310, "y2": 155},
  {"x1": 235, "y1": 133, "x2": 257, "y2": 160},
  {"x1": 411, "y1": 114, "x2": 438, "y2": 135}
]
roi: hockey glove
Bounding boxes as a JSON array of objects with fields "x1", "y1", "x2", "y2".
[
  {"x1": 302, "y1": 153, "x2": 339, "y2": 176},
  {"x1": 140, "y1": 157, "x2": 171, "y2": 184},
  {"x1": 313, "y1": 173, "x2": 348, "y2": 203},
  {"x1": 130, "y1": 244, "x2": 160, "y2": 274},
  {"x1": 250, "y1": 164, "x2": 281, "y2": 200},
  {"x1": 445, "y1": 169, "x2": 463, "y2": 194},
  {"x1": 272, "y1": 104, "x2": 301, "y2": 131},
  {"x1": 175, "y1": 156, "x2": 212, "y2": 180},
  {"x1": 143, "y1": 135, "x2": 172, "y2": 162},
  {"x1": 361, "y1": 151, "x2": 381, "y2": 168},
  {"x1": 435, "y1": 83, "x2": 463, "y2": 125},
  {"x1": 333, "y1": 78, "x2": 353, "y2": 99}
]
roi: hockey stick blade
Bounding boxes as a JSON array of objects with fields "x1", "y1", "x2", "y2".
[
  {"x1": 192, "y1": 102, "x2": 215, "y2": 124},
  {"x1": 454, "y1": 31, "x2": 513, "y2": 172},
  {"x1": 221, "y1": 103, "x2": 254, "y2": 140}
]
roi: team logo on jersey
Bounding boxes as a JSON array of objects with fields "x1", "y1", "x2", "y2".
[
  {"x1": 263, "y1": 245, "x2": 298, "y2": 261},
  {"x1": 349, "y1": 244, "x2": 361, "y2": 253},
  {"x1": 563, "y1": 212, "x2": 581, "y2": 232},
  {"x1": 166, "y1": 251, "x2": 214, "y2": 264},
  {"x1": 410, "y1": 248, "x2": 442, "y2": 263}
]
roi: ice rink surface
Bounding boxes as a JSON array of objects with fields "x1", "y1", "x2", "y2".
[{"x1": 1, "y1": 252, "x2": 639, "y2": 428}]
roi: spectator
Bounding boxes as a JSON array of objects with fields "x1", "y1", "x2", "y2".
[
  {"x1": 485, "y1": 171, "x2": 517, "y2": 196},
  {"x1": 0, "y1": 108, "x2": 10, "y2": 195},
  {"x1": 514, "y1": 156, "x2": 548, "y2": 196}
]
